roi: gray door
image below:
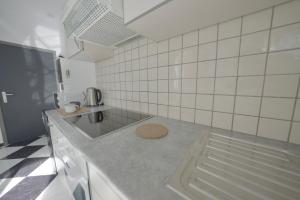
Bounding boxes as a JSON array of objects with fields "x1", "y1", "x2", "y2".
[{"x1": 0, "y1": 42, "x2": 57, "y2": 144}]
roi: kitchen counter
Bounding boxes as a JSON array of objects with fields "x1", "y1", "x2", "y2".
[{"x1": 46, "y1": 106, "x2": 300, "y2": 200}]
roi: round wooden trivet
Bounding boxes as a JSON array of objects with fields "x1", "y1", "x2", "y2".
[{"x1": 136, "y1": 123, "x2": 168, "y2": 139}]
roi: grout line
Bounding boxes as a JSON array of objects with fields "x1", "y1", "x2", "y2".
[
  {"x1": 156, "y1": 42, "x2": 158, "y2": 116},
  {"x1": 256, "y1": 6, "x2": 275, "y2": 137},
  {"x1": 194, "y1": 32, "x2": 200, "y2": 123},
  {"x1": 167, "y1": 39, "x2": 170, "y2": 118},
  {"x1": 179, "y1": 35, "x2": 183, "y2": 121},
  {"x1": 231, "y1": 15, "x2": 244, "y2": 131},
  {"x1": 211, "y1": 23, "x2": 219, "y2": 127},
  {"x1": 288, "y1": 75, "x2": 300, "y2": 142}
]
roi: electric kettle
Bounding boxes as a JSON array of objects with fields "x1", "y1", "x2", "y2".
[{"x1": 85, "y1": 87, "x2": 102, "y2": 106}]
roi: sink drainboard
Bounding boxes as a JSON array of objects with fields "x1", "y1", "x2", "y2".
[{"x1": 168, "y1": 131, "x2": 300, "y2": 200}]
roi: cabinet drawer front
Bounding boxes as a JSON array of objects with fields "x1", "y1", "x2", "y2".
[{"x1": 88, "y1": 164, "x2": 121, "y2": 200}]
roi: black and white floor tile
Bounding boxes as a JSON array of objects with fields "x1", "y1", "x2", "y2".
[{"x1": 0, "y1": 136, "x2": 72, "y2": 200}]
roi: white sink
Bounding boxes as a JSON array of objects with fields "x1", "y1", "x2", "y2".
[{"x1": 168, "y1": 131, "x2": 300, "y2": 200}]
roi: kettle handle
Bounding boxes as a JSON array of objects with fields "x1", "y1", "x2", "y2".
[{"x1": 96, "y1": 89, "x2": 102, "y2": 105}]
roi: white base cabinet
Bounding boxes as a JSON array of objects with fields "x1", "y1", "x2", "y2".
[
  {"x1": 88, "y1": 163, "x2": 123, "y2": 200},
  {"x1": 49, "y1": 120, "x2": 123, "y2": 200},
  {"x1": 49, "y1": 121, "x2": 90, "y2": 200}
]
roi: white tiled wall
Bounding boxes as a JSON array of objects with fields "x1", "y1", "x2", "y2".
[{"x1": 96, "y1": 1, "x2": 300, "y2": 144}]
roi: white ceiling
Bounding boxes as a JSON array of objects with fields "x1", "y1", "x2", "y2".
[{"x1": 0, "y1": 0, "x2": 67, "y2": 55}]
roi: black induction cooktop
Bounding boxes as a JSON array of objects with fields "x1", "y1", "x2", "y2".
[{"x1": 64, "y1": 108, "x2": 151, "y2": 139}]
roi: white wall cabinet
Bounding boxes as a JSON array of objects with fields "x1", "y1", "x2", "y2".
[
  {"x1": 123, "y1": 0, "x2": 167, "y2": 23},
  {"x1": 124, "y1": 0, "x2": 288, "y2": 41}
]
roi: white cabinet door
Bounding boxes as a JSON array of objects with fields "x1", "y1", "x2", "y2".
[
  {"x1": 123, "y1": 0, "x2": 167, "y2": 23},
  {"x1": 88, "y1": 163, "x2": 122, "y2": 200}
]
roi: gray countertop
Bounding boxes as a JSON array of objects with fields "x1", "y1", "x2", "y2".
[{"x1": 46, "y1": 106, "x2": 300, "y2": 200}]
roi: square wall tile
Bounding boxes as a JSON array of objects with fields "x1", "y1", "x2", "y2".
[
  {"x1": 198, "y1": 25, "x2": 218, "y2": 44},
  {"x1": 125, "y1": 50, "x2": 132, "y2": 61},
  {"x1": 158, "y1": 40, "x2": 168, "y2": 53},
  {"x1": 140, "y1": 57, "x2": 148, "y2": 69},
  {"x1": 169, "y1": 79, "x2": 181, "y2": 93},
  {"x1": 242, "y1": 9, "x2": 272, "y2": 34},
  {"x1": 217, "y1": 37, "x2": 240, "y2": 58},
  {"x1": 181, "y1": 108, "x2": 195, "y2": 122},
  {"x1": 216, "y1": 57, "x2": 238, "y2": 77},
  {"x1": 133, "y1": 81, "x2": 139, "y2": 91},
  {"x1": 149, "y1": 104, "x2": 157, "y2": 115},
  {"x1": 183, "y1": 30, "x2": 198, "y2": 48},
  {"x1": 215, "y1": 77, "x2": 236, "y2": 95},
  {"x1": 293, "y1": 99, "x2": 300, "y2": 121},
  {"x1": 219, "y1": 18, "x2": 241, "y2": 39},
  {"x1": 196, "y1": 94, "x2": 213, "y2": 110},
  {"x1": 149, "y1": 92, "x2": 157, "y2": 103},
  {"x1": 213, "y1": 95, "x2": 235, "y2": 113},
  {"x1": 148, "y1": 55, "x2": 157, "y2": 68},
  {"x1": 169, "y1": 50, "x2": 182, "y2": 65},
  {"x1": 158, "y1": 53, "x2": 169, "y2": 67},
  {"x1": 198, "y1": 42, "x2": 217, "y2": 61},
  {"x1": 263, "y1": 75, "x2": 299, "y2": 97},
  {"x1": 273, "y1": 1, "x2": 300, "y2": 27},
  {"x1": 258, "y1": 118, "x2": 290, "y2": 141},
  {"x1": 182, "y1": 63, "x2": 197, "y2": 78},
  {"x1": 169, "y1": 93, "x2": 181, "y2": 106},
  {"x1": 140, "y1": 69, "x2": 147, "y2": 80},
  {"x1": 140, "y1": 92, "x2": 148, "y2": 102},
  {"x1": 158, "y1": 80, "x2": 168, "y2": 92},
  {"x1": 139, "y1": 46, "x2": 147, "y2": 58},
  {"x1": 270, "y1": 23, "x2": 300, "y2": 51},
  {"x1": 198, "y1": 60, "x2": 215, "y2": 78},
  {"x1": 182, "y1": 79, "x2": 196, "y2": 93},
  {"x1": 212, "y1": 112, "x2": 233, "y2": 130},
  {"x1": 132, "y1": 59, "x2": 140, "y2": 70},
  {"x1": 158, "y1": 66, "x2": 168, "y2": 79},
  {"x1": 140, "y1": 103, "x2": 148, "y2": 113},
  {"x1": 168, "y1": 106, "x2": 180, "y2": 120},
  {"x1": 148, "y1": 43, "x2": 158, "y2": 56},
  {"x1": 148, "y1": 68, "x2": 157, "y2": 80},
  {"x1": 235, "y1": 96, "x2": 261, "y2": 116},
  {"x1": 132, "y1": 48, "x2": 139, "y2": 59},
  {"x1": 233, "y1": 115, "x2": 258, "y2": 135},
  {"x1": 183, "y1": 46, "x2": 198, "y2": 63},
  {"x1": 195, "y1": 109, "x2": 212, "y2": 126},
  {"x1": 197, "y1": 78, "x2": 215, "y2": 94},
  {"x1": 240, "y1": 31, "x2": 269, "y2": 55},
  {"x1": 158, "y1": 93, "x2": 168, "y2": 105},
  {"x1": 289, "y1": 122, "x2": 300, "y2": 144},
  {"x1": 267, "y1": 49, "x2": 300, "y2": 75},
  {"x1": 169, "y1": 65, "x2": 181, "y2": 79},
  {"x1": 158, "y1": 105, "x2": 168, "y2": 117},
  {"x1": 261, "y1": 97, "x2": 294, "y2": 120},
  {"x1": 238, "y1": 54, "x2": 266, "y2": 76},
  {"x1": 237, "y1": 76, "x2": 264, "y2": 96},
  {"x1": 181, "y1": 94, "x2": 196, "y2": 108},
  {"x1": 169, "y1": 36, "x2": 182, "y2": 51}
]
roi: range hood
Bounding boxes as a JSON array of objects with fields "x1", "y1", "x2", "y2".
[{"x1": 63, "y1": 0, "x2": 137, "y2": 47}]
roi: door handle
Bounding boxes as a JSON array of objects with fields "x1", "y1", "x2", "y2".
[{"x1": 1, "y1": 91, "x2": 14, "y2": 103}]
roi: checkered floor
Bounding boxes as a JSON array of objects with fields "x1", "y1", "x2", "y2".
[{"x1": 0, "y1": 136, "x2": 65, "y2": 200}]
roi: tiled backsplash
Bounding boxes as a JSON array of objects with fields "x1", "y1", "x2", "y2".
[{"x1": 96, "y1": 0, "x2": 300, "y2": 144}]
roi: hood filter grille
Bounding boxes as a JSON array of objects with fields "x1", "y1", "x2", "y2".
[{"x1": 63, "y1": 0, "x2": 136, "y2": 46}]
